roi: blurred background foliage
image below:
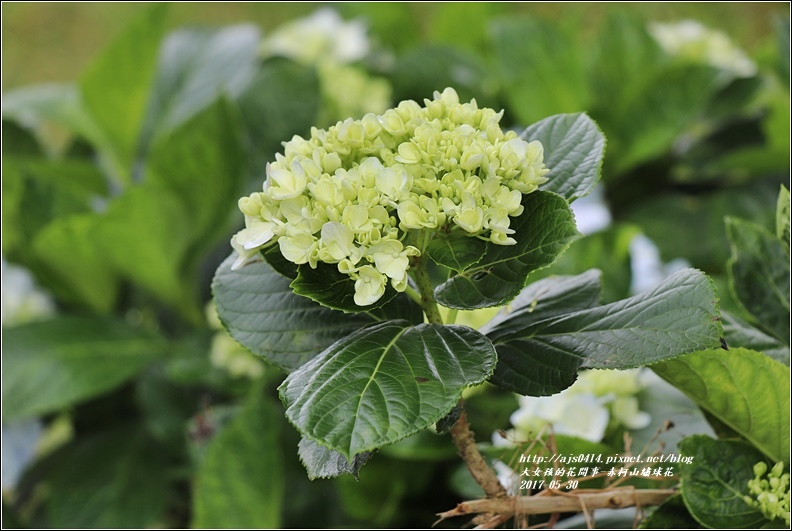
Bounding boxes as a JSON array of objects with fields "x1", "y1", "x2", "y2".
[{"x1": 2, "y1": 2, "x2": 789, "y2": 529}]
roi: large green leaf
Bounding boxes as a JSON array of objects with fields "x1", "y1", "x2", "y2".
[
  {"x1": 490, "y1": 17, "x2": 590, "y2": 125},
  {"x1": 679, "y1": 436, "x2": 772, "y2": 529},
  {"x1": 623, "y1": 182, "x2": 779, "y2": 273},
  {"x1": 590, "y1": 12, "x2": 664, "y2": 109},
  {"x1": 484, "y1": 268, "x2": 721, "y2": 396},
  {"x1": 297, "y1": 437, "x2": 372, "y2": 480},
  {"x1": 726, "y1": 217, "x2": 790, "y2": 343},
  {"x1": 2, "y1": 317, "x2": 165, "y2": 420},
  {"x1": 147, "y1": 99, "x2": 248, "y2": 251},
  {"x1": 3, "y1": 158, "x2": 96, "y2": 250},
  {"x1": 193, "y1": 385, "x2": 283, "y2": 528},
  {"x1": 93, "y1": 184, "x2": 197, "y2": 320},
  {"x1": 434, "y1": 191, "x2": 580, "y2": 309},
  {"x1": 1, "y1": 83, "x2": 102, "y2": 145},
  {"x1": 652, "y1": 348, "x2": 790, "y2": 463},
  {"x1": 522, "y1": 113, "x2": 606, "y2": 202},
  {"x1": 144, "y1": 25, "x2": 260, "y2": 135},
  {"x1": 238, "y1": 58, "x2": 321, "y2": 171},
  {"x1": 212, "y1": 254, "x2": 421, "y2": 372},
  {"x1": 722, "y1": 311, "x2": 790, "y2": 366},
  {"x1": 32, "y1": 214, "x2": 119, "y2": 313},
  {"x1": 47, "y1": 426, "x2": 171, "y2": 528},
  {"x1": 79, "y1": 4, "x2": 168, "y2": 183},
  {"x1": 280, "y1": 321, "x2": 497, "y2": 458},
  {"x1": 600, "y1": 64, "x2": 720, "y2": 174}
]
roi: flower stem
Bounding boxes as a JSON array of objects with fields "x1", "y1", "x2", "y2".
[
  {"x1": 404, "y1": 284, "x2": 422, "y2": 306},
  {"x1": 410, "y1": 261, "x2": 444, "y2": 325},
  {"x1": 411, "y1": 260, "x2": 506, "y2": 500}
]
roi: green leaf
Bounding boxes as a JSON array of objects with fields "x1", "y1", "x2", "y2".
[
  {"x1": 722, "y1": 311, "x2": 790, "y2": 366},
  {"x1": 679, "y1": 435, "x2": 771, "y2": 529},
  {"x1": 601, "y1": 64, "x2": 720, "y2": 174},
  {"x1": 32, "y1": 214, "x2": 119, "y2": 313},
  {"x1": 425, "y1": 230, "x2": 487, "y2": 273},
  {"x1": 212, "y1": 254, "x2": 421, "y2": 372},
  {"x1": 777, "y1": 185, "x2": 790, "y2": 254},
  {"x1": 526, "y1": 223, "x2": 639, "y2": 304},
  {"x1": 490, "y1": 17, "x2": 590, "y2": 125},
  {"x1": 485, "y1": 268, "x2": 721, "y2": 396},
  {"x1": 726, "y1": 217, "x2": 790, "y2": 343},
  {"x1": 652, "y1": 348, "x2": 790, "y2": 463},
  {"x1": 2, "y1": 120, "x2": 41, "y2": 156},
  {"x1": 193, "y1": 385, "x2": 283, "y2": 528},
  {"x1": 280, "y1": 321, "x2": 497, "y2": 458},
  {"x1": 4, "y1": 158, "x2": 96, "y2": 250},
  {"x1": 640, "y1": 494, "x2": 703, "y2": 529},
  {"x1": 430, "y1": 3, "x2": 502, "y2": 52},
  {"x1": 1, "y1": 83, "x2": 102, "y2": 145},
  {"x1": 147, "y1": 99, "x2": 248, "y2": 251},
  {"x1": 144, "y1": 25, "x2": 260, "y2": 134},
  {"x1": 435, "y1": 191, "x2": 580, "y2": 310},
  {"x1": 94, "y1": 184, "x2": 197, "y2": 320},
  {"x1": 435, "y1": 403, "x2": 463, "y2": 435},
  {"x1": 298, "y1": 437, "x2": 372, "y2": 480},
  {"x1": 291, "y1": 261, "x2": 398, "y2": 313},
  {"x1": 2, "y1": 317, "x2": 165, "y2": 420},
  {"x1": 390, "y1": 45, "x2": 494, "y2": 108},
  {"x1": 590, "y1": 12, "x2": 664, "y2": 107},
  {"x1": 47, "y1": 426, "x2": 170, "y2": 528},
  {"x1": 135, "y1": 368, "x2": 201, "y2": 448},
  {"x1": 238, "y1": 58, "x2": 320, "y2": 171},
  {"x1": 522, "y1": 113, "x2": 606, "y2": 202},
  {"x1": 79, "y1": 4, "x2": 168, "y2": 183},
  {"x1": 623, "y1": 183, "x2": 779, "y2": 273}
]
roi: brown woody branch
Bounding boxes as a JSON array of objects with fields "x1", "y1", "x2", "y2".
[
  {"x1": 449, "y1": 405, "x2": 508, "y2": 499},
  {"x1": 437, "y1": 487, "x2": 676, "y2": 523}
]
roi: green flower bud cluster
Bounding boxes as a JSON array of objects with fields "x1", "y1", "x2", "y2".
[
  {"x1": 745, "y1": 461, "x2": 790, "y2": 526},
  {"x1": 231, "y1": 87, "x2": 549, "y2": 306}
]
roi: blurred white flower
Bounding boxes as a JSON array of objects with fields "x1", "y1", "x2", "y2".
[
  {"x1": 511, "y1": 392, "x2": 610, "y2": 443},
  {"x1": 570, "y1": 185, "x2": 612, "y2": 235},
  {"x1": 2, "y1": 420, "x2": 43, "y2": 492},
  {"x1": 629, "y1": 234, "x2": 690, "y2": 294},
  {"x1": 206, "y1": 303, "x2": 265, "y2": 379},
  {"x1": 649, "y1": 20, "x2": 757, "y2": 78},
  {"x1": 260, "y1": 8, "x2": 369, "y2": 65},
  {"x1": 497, "y1": 369, "x2": 652, "y2": 446},
  {"x1": 493, "y1": 459, "x2": 519, "y2": 494},
  {"x1": 1, "y1": 258, "x2": 55, "y2": 326}
]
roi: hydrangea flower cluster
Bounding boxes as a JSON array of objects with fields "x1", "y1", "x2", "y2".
[
  {"x1": 231, "y1": 87, "x2": 549, "y2": 306},
  {"x1": 492, "y1": 369, "x2": 652, "y2": 446},
  {"x1": 648, "y1": 20, "x2": 757, "y2": 78},
  {"x1": 259, "y1": 8, "x2": 369, "y2": 65},
  {"x1": 746, "y1": 461, "x2": 791, "y2": 526}
]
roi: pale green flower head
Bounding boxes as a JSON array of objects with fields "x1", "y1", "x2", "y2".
[
  {"x1": 746, "y1": 460, "x2": 791, "y2": 526},
  {"x1": 648, "y1": 20, "x2": 757, "y2": 78},
  {"x1": 259, "y1": 8, "x2": 369, "y2": 66},
  {"x1": 230, "y1": 87, "x2": 550, "y2": 307}
]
